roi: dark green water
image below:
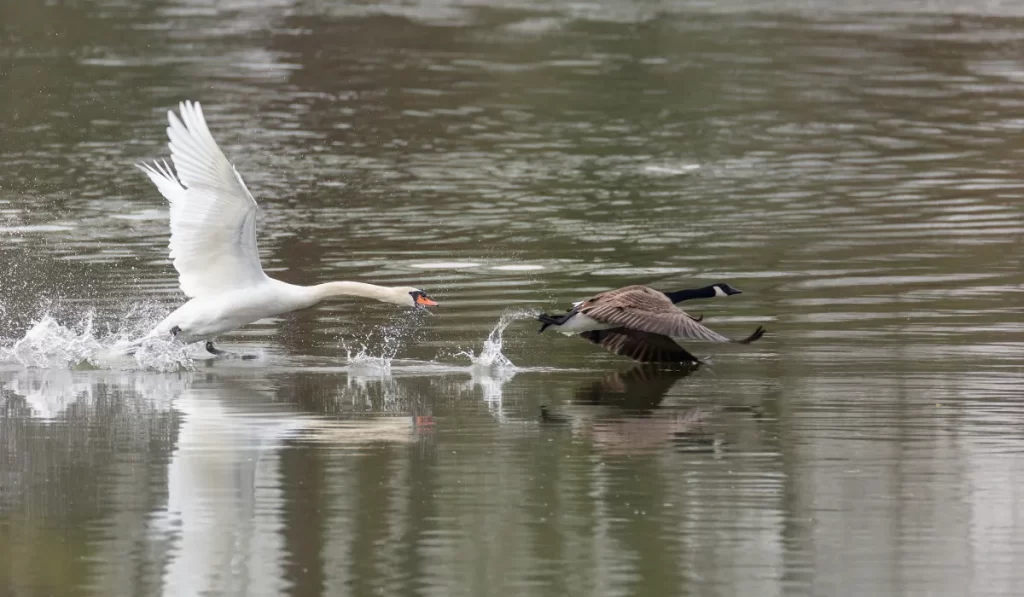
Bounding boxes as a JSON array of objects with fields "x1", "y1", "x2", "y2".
[{"x1": 2, "y1": 1, "x2": 1024, "y2": 596}]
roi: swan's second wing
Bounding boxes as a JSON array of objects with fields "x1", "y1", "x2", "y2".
[{"x1": 137, "y1": 101, "x2": 266, "y2": 298}]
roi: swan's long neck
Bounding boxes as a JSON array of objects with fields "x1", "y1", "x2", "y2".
[{"x1": 306, "y1": 281, "x2": 397, "y2": 304}]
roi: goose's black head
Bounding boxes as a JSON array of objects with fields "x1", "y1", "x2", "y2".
[
  {"x1": 712, "y1": 283, "x2": 742, "y2": 297},
  {"x1": 663, "y1": 283, "x2": 743, "y2": 304}
]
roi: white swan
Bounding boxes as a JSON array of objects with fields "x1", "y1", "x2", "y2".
[{"x1": 136, "y1": 101, "x2": 437, "y2": 356}]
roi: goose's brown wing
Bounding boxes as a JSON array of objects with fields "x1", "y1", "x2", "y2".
[
  {"x1": 578, "y1": 285, "x2": 669, "y2": 311},
  {"x1": 581, "y1": 286, "x2": 763, "y2": 343},
  {"x1": 580, "y1": 328, "x2": 701, "y2": 363}
]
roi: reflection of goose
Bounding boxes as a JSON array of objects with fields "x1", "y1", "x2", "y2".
[
  {"x1": 135, "y1": 101, "x2": 436, "y2": 357},
  {"x1": 589, "y1": 407, "x2": 720, "y2": 456},
  {"x1": 535, "y1": 365, "x2": 695, "y2": 430},
  {"x1": 572, "y1": 364, "x2": 699, "y2": 410},
  {"x1": 538, "y1": 285, "x2": 764, "y2": 363},
  {"x1": 298, "y1": 417, "x2": 425, "y2": 444},
  {"x1": 539, "y1": 405, "x2": 573, "y2": 426},
  {"x1": 545, "y1": 365, "x2": 759, "y2": 455}
]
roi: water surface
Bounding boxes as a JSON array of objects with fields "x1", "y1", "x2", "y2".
[{"x1": 2, "y1": 1, "x2": 1024, "y2": 595}]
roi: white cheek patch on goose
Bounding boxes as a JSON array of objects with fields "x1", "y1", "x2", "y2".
[{"x1": 713, "y1": 286, "x2": 728, "y2": 297}]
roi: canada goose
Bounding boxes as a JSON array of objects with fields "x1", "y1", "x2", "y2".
[
  {"x1": 134, "y1": 101, "x2": 437, "y2": 357},
  {"x1": 569, "y1": 282, "x2": 742, "y2": 322},
  {"x1": 664, "y1": 282, "x2": 742, "y2": 303},
  {"x1": 537, "y1": 285, "x2": 765, "y2": 364}
]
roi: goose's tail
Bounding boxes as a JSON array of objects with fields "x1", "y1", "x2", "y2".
[
  {"x1": 537, "y1": 312, "x2": 574, "y2": 333},
  {"x1": 537, "y1": 307, "x2": 580, "y2": 333}
]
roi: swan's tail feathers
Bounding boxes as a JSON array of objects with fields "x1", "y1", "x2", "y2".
[
  {"x1": 136, "y1": 159, "x2": 186, "y2": 204},
  {"x1": 734, "y1": 326, "x2": 766, "y2": 345}
]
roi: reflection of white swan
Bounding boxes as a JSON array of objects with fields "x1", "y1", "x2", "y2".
[
  {"x1": 1, "y1": 368, "x2": 184, "y2": 420},
  {"x1": 135, "y1": 101, "x2": 436, "y2": 356},
  {"x1": 154, "y1": 379, "x2": 422, "y2": 596},
  {"x1": 0, "y1": 368, "x2": 189, "y2": 596},
  {"x1": 156, "y1": 385, "x2": 303, "y2": 597}
]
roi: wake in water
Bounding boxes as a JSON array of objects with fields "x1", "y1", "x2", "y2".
[
  {"x1": 1, "y1": 301, "x2": 542, "y2": 376},
  {"x1": 0, "y1": 305, "x2": 192, "y2": 372}
]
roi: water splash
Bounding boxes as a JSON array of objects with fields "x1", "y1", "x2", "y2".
[
  {"x1": 338, "y1": 308, "x2": 433, "y2": 376},
  {"x1": 0, "y1": 305, "x2": 192, "y2": 372},
  {"x1": 460, "y1": 309, "x2": 539, "y2": 369},
  {"x1": 342, "y1": 344, "x2": 393, "y2": 376},
  {"x1": 4, "y1": 313, "x2": 104, "y2": 369}
]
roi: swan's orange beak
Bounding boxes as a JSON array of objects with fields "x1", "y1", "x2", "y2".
[{"x1": 416, "y1": 295, "x2": 438, "y2": 307}]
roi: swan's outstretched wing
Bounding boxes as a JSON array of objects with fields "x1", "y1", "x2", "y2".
[{"x1": 136, "y1": 101, "x2": 266, "y2": 298}]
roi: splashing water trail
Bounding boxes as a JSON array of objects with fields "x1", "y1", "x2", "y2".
[
  {"x1": 4, "y1": 313, "x2": 104, "y2": 369},
  {"x1": 0, "y1": 304, "x2": 193, "y2": 372},
  {"x1": 460, "y1": 309, "x2": 539, "y2": 370}
]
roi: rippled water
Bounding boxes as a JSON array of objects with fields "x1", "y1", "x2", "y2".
[{"x1": 3, "y1": 0, "x2": 1024, "y2": 595}]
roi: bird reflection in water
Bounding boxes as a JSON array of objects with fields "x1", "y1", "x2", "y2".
[{"x1": 542, "y1": 364, "x2": 763, "y2": 455}]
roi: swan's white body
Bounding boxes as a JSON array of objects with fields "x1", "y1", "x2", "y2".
[{"x1": 137, "y1": 101, "x2": 432, "y2": 346}]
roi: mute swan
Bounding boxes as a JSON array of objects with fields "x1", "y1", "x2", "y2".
[
  {"x1": 136, "y1": 101, "x2": 437, "y2": 356},
  {"x1": 537, "y1": 285, "x2": 764, "y2": 363}
]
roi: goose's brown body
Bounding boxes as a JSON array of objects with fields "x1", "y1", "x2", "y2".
[{"x1": 538, "y1": 285, "x2": 765, "y2": 364}]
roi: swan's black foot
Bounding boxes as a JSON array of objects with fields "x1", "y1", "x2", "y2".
[
  {"x1": 170, "y1": 326, "x2": 181, "y2": 337},
  {"x1": 206, "y1": 341, "x2": 259, "y2": 360}
]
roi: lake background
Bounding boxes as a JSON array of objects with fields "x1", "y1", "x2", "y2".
[{"x1": 2, "y1": 0, "x2": 1024, "y2": 595}]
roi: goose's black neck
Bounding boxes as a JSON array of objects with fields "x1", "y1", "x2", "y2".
[{"x1": 663, "y1": 285, "x2": 716, "y2": 304}]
